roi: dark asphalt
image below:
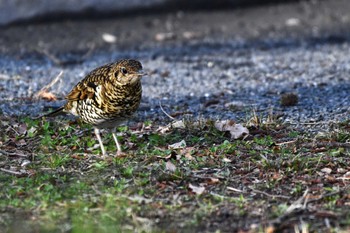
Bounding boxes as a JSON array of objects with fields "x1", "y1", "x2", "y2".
[{"x1": 0, "y1": 0, "x2": 350, "y2": 131}]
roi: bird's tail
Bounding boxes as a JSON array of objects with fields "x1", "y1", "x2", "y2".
[{"x1": 34, "y1": 106, "x2": 65, "y2": 119}]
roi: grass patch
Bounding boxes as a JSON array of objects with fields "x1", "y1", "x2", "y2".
[{"x1": 0, "y1": 115, "x2": 350, "y2": 232}]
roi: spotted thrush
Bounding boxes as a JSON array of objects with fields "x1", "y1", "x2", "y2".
[{"x1": 44, "y1": 59, "x2": 145, "y2": 156}]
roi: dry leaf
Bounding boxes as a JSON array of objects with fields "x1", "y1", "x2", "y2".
[
  {"x1": 321, "y1": 167, "x2": 332, "y2": 174},
  {"x1": 206, "y1": 177, "x2": 220, "y2": 185},
  {"x1": 265, "y1": 225, "x2": 276, "y2": 233},
  {"x1": 171, "y1": 120, "x2": 186, "y2": 129},
  {"x1": 168, "y1": 140, "x2": 186, "y2": 149},
  {"x1": 184, "y1": 151, "x2": 194, "y2": 160},
  {"x1": 157, "y1": 120, "x2": 186, "y2": 134},
  {"x1": 128, "y1": 195, "x2": 153, "y2": 204},
  {"x1": 165, "y1": 161, "x2": 176, "y2": 172},
  {"x1": 17, "y1": 123, "x2": 28, "y2": 134},
  {"x1": 189, "y1": 183, "x2": 205, "y2": 195},
  {"x1": 214, "y1": 120, "x2": 249, "y2": 139},
  {"x1": 36, "y1": 90, "x2": 57, "y2": 101},
  {"x1": 222, "y1": 157, "x2": 232, "y2": 163}
]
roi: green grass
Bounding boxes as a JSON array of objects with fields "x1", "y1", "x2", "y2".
[{"x1": 0, "y1": 116, "x2": 350, "y2": 232}]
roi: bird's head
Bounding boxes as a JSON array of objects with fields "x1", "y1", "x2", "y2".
[{"x1": 110, "y1": 59, "x2": 145, "y2": 85}]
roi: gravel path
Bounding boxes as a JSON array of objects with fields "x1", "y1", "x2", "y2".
[{"x1": 0, "y1": 0, "x2": 349, "y2": 131}]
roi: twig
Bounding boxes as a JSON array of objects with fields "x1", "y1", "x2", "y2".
[
  {"x1": 37, "y1": 48, "x2": 63, "y2": 65},
  {"x1": 227, "y1": 186, "x2": 245, "y2": 193},
  {"x1": 210, "y1": 192, "x2": 229, "y2": 199},
  {"x1": 276, "y1": 139, "x2": 298, "y2": 146},
  {"x1": 81, "y1": 43, "x2": 96, "y2": 61},
  {"x1": 303, "y1": 142, "x2": 350, "y2": 149},
  {"x1": 0, "y1": 150, "x2": 29, "y2": 157},
  {"x1": 288, "y1": 120, "x2": 336, "y2": 125},
  {"x1": 250, "y1": 188, "x2": 290, "y2": 199},
  {"x1": 159, "y1": 100, "x2": 175, "y2": 120},
  {"x1": 306, "y1": 186, "x2": 350, "y2": 204},
  {"x1": 271, "y1": 187, "x2": 347, "y2": 225},
  {"x1": 286, "y1": 188, "x2": 309, "y2": 213},
  {"x1": 0, "y1": 168, "x2": 25, "y2": 176}
]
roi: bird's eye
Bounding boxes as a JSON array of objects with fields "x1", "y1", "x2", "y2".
[{"x1": 121, "y1": 67, "x2": 128, "y2": 75}]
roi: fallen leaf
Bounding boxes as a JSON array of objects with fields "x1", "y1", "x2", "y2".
[
  {"x1": 128, "y1": 195, "x2": 153, "y2": 204},
  {"x1": 17, "y1": 123, "x2": 28, "y2": 135},
  {"x1": 214, "y1": 120, "x2": 249, "y2": 139},
  {"x1": 265, "y1": 225, "x2": 276, "y2": 233},
  {"x1": 168, "y1": 140, "x2": 186, "y2": 149},
  {"x1": 337, "y1": 168, "x2": 346, "y2": 174},
  {"x1": 171, "y1": 120, "x2": 186, "y2": 129},
  {"x1": 16, "y1": 139, "x2": 26, "y2": 146},
  {"x1": 321, "y1": 167, "x2": 332, "y2": 174},
  {"x1": 183, "y1": 150, "x2": 194, "y2": 160},
  {"x1": 165, "y1": 161, "x2": 176, "y2": 172},
  {"x1": 206, "y1": 177, "x2": 220, "y2": 185},
  {"x1": 157, "y1": 151, "x2": 177, "y2": 160},
  {"x1": 222, "y1": 157, "x2": 232, "y2": 163},
  {"x1": 157, "y1": 120, "x2": 186, "y2": 134},
  {"x1": 35, "y1": 90, "x2": 57, "y2": 101},
  {"x1": 189, "y1": 183, "x2": 205, "y2": 195}
]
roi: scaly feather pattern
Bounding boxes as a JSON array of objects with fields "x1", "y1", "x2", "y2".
[{"x1": 44, "y1": 59, "x2": 145, "y2": 156}]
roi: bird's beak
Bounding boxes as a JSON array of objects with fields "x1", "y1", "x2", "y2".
[{"x1": 137, "y1": 71, "x2": 147, "y2": 77}]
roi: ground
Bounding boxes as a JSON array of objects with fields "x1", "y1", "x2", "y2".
[{"x1": 1, "y1": 0, "x2": 350, "y2": 232}]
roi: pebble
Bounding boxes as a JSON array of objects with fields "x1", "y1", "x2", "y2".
[{"x1": 0, "y1": 39, "x2": 349, "y2": 134}]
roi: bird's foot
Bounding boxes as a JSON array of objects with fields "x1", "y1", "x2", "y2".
[
  {"x1": 100, "y1": 153, "x2": 110, "y2": 160},
  {"x1": 115, "y1": 150, "x2": 128, "y2": 157}
]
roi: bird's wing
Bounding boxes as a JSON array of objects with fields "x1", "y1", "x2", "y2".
[{"x1": 65, "y1": 64, "x2": 112, "y2": 102}]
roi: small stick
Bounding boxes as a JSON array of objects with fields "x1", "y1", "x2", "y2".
[
  {"x1": 0, "y1": 168, "x2": 24, "y2": 176},
  {"x1": 250, "y1": 188, "x2": 290, "y2": 199},
  {"x1": 159, "y1": 100, "x2": 175, "y2": 120},
  {"x1": 0, "y1": 150, "x2": 28, "y2": 157}
]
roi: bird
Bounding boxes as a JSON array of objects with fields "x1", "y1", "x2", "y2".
[{"x1": 43, "y1": 59, "x2": 145, "y2": 156}]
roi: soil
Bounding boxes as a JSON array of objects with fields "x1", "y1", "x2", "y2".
[{"x1": 1, "y1": 1, "x2": 350, "y2": 232}]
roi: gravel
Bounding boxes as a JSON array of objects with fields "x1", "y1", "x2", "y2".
[{"x1": 0, "y1": 0, "x2": 349, "y2": 132}]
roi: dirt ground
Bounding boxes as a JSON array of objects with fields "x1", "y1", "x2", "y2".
[{"x1": 1, "y1": 0, "x2": 350, "y2": 232}]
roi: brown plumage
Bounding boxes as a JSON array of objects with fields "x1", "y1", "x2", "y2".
[{"x1": 45, "y1": 59, "x2": 145, "y2": 156}]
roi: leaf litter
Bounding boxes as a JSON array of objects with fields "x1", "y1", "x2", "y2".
[
  {"x1": 0, "y1": 115, "x2": 350, "y2": 232},
  {"x1": 214, "y1": 119, "x2": 249, "y2": 139}
]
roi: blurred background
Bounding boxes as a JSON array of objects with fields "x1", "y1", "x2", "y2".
[
  {"x1": 0, "y1": 0, "x2": 313, "y2": 26},
  {"x1": 1, "y1": 0, "x2": 349, "y2": 55}
]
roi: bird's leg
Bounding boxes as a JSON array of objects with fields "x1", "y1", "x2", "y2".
[
  {"x1": 111, "y1": 128, "x2": 122, "y2": 152},
  {"x1": 94, "y1": 128, "x2": 106, "y2": 156}
]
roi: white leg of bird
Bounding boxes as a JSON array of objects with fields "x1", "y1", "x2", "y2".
[
  {"x1": 94, "y1": 128, "x2": 106, "y2": 156},
  {"x1": 112, "y1": 130, "x2": 122, "y2": 152}
]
